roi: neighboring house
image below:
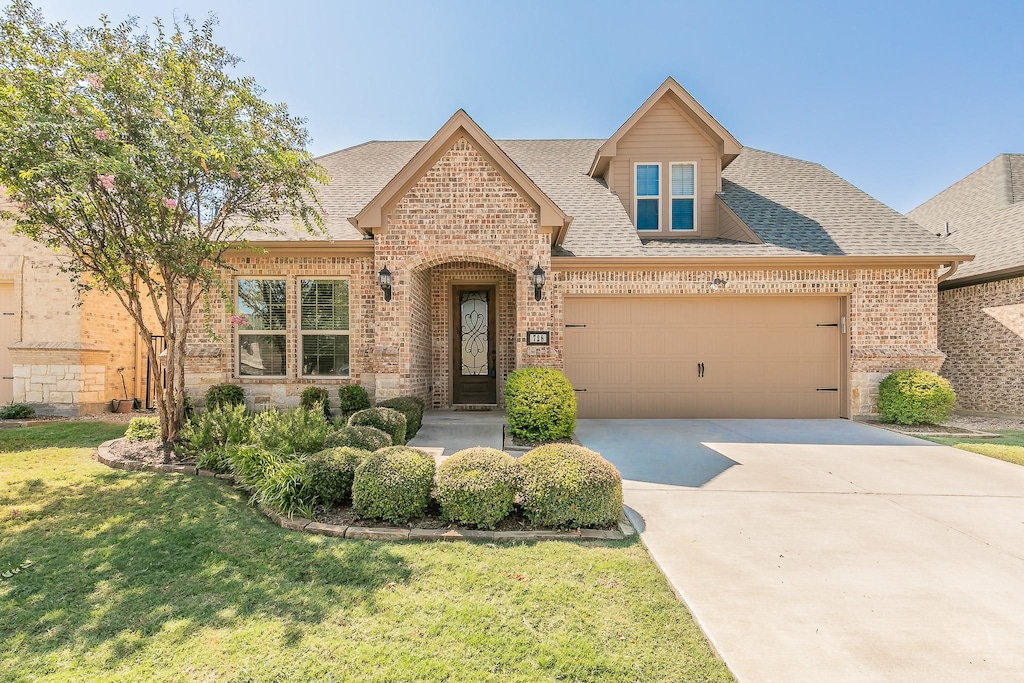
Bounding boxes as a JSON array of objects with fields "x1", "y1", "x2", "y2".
[
  {"x1": 907, "y1": 154, "x2": 1024, "y2": 417},
  {"x1": 4, "y1": 78, "x2": 968, "y2": 419}
]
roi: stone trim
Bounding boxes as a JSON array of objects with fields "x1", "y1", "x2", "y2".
[{"x1": 95, "y1": 439, "x2": 633, "y2": 542}]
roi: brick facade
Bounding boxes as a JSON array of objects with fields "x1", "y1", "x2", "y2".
[{"x1": 938, "y1": 276, "x2": 1024, "y2": 416}]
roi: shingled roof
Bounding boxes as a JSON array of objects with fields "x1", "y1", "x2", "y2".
[
  {"x1": 256, "y1": 138, "x2": 965, "y2": 263},
  {"x1": 908, "y1": 154, "x2": 1024, "y2": 284}
]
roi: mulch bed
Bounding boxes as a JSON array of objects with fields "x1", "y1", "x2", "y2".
[{"x1": 107, "y1": 438, "x2": 194, "y2": 464}]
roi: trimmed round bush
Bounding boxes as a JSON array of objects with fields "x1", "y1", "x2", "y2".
[
  {"x1": 877, "y1": 369, "x2": 956, "y2": 425},
  {"x1": 124, "y1": 416, "x2": 160, "y2": 442},
  {"x1": 505, "y1": 368, "x2": 577, "y2": 442},
  {"x1": 352, "y1": 446, "x2": 436, "y2": 523},
  {"x1": 517, "y1": 444, "x2": 623, "y2": 528},
  {"x1": 348, "y1": 407, "x2": 407, "y2": 445},
  {"x1": 436, "y1": 447, "x2": 516, "y2": 529},
  {"x1": 300, "y1": 387, "x2": 331, "y2": 418},
  {"x1": 303, "y1": 447, "x2": 369, "y2": 506},
  {"x1": 205, "y1": 383, "x2": 245, "y2": 410},
  {"x1": 338, "y1": 384, "x2": 371, "y2": 416},
  {"x1": 377, "y1": 396, "x2": 426, "y2": 440},
  {"x1": 324, "y1": 425, "x2": 393, "y2": 451}
]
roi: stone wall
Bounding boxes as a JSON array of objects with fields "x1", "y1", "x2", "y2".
[
  {"x1": 9, "y1": 343, "x2": 108, "y2": 415},
  {"x1": 938, "y1": 275, "x2": 1024, "y2": 416}
]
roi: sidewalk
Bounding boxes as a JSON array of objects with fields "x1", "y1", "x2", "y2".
[{"x1": 406, "y1": 409, "x2": 505, "y2": 458}]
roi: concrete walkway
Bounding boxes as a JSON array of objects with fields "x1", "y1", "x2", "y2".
[
  {"x1": 406, "y1": 409, "x2": 505, "y2": 457},
  {"x1": 576, "y1": 419, "x2": 1024, "y2": 683}
]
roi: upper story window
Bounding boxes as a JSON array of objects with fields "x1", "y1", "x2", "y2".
[
  {"x1": 670, "y1": 163, "x2": 695, "y2": 231},
  {"x1": 236, "y1": 278, "x2": 287, "y2": 377},
  {"x1": 635, "y1": 163, "x2": 660, "y2": 231}
]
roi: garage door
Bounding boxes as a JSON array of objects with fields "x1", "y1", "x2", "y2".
[
  {"x1": 0, "y1": 282, "x2": 16, "y2": 405},
  {"x1": 564, "y1": 296, "x2": 843, "y2": 419}
]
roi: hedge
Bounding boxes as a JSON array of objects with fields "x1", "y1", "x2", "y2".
[
  {"x1": 505, "y1": 367, "x2": 576, "y2": 442},
  {"x1": 351, "y1": 446, "x2": 435, "y2": 523},
  {"x1": 516, "y1": 443, "x2": 622, "y2": 528}
]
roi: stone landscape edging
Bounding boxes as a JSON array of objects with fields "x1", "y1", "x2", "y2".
[{"x1": 95, "y1": 439, "x2": 636, "y2": 542}]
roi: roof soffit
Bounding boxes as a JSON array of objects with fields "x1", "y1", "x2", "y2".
[
  {"x1": 589, "y1": 77, "x2": 742, "y2": 177},
  {"x1": 349, "y1": 109, "x2": 572, "y2": 243}
]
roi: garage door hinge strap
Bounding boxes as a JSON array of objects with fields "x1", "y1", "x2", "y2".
[
  {"x1": 816, "y1": 388, "x2": 839, "y2": 391},
  {"x1": 816, "y1": 323, "x2": 838, "y2": 327},
  {"x1": 565, "y1": 324, "x2": 586, "y2": 328},
  {"x1": 573, "y1": 388, "x2": 587, "y2": 392}
]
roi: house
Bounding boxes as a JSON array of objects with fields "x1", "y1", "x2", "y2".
[
  {"x1": 3, "y1": 78, "x2": 969, "y2": 419},
  {"x1": 907, "y1": 154, "x2": 1024, "y2": 417}
]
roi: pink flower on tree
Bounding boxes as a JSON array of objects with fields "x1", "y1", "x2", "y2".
[
  {"x1": 229, "y1": 315, "x2": 251, "y2": 328},
  {"x1": 229, "y1": 167, "x2": 241, "y2": 180},
  {"x1": 94, "y1": 129, "x2": 110, "y2": 141},
  {"x1": 161, "y1": 197, "x2": 177, "y2": 210},
  {"x1": 84, "y1": 74, "x2": 103, "y2": 90},
  {"x1": 97, "y1": 174, "x2": 115, "y2": 191}
]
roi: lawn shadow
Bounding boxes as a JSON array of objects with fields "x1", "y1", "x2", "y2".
[{"x1": 0, "y1": 469, "x2": 410, "y2": 667}]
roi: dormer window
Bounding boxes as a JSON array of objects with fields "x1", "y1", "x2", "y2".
[
  {"x1": 635, "y1": 163, "x2": 660, "y2": 231},
  {"x1": 670, "y1": 162, "x2": 696, "y2": 231}
]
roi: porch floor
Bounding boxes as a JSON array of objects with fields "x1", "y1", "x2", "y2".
[{"x1": 407, "y1": 409, "x2": 506, "y2": 457}]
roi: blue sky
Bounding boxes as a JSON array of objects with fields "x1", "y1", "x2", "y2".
[{"x1": 31, "y1": 0, "x2": 1024, "y2": 212}]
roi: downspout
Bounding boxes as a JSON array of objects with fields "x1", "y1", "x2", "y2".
[{"x1": 937, "y1": 261, "x2": 959, "y2": 284}]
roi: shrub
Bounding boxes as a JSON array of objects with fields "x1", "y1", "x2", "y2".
[
  {"x1": 324, "y1": 425, "x2": 393, "y2": 451},
  {"x1": 205, "y1": 383, "x2": 245, "y2": 410},
  {"x1": 517, "y1": 444, "x2": 622, "y2": 528},
  {"x1": 348, "y1": 407, "x2": 407, "y2": 445},
  {"x1": 196, "y1": 448, "x2": 233, "y2": 474},
  {"x1": 338, "y1": 384, "x2": 371, "y2": 417},
  {"x1": 124, "y1": 417, "x2": 160, "y2": 442},
  {"x1": 176, "y1": 403, "x2": 254, "y2": 461},
  {"x1": 253, "y1": 406, "x2": 330, "y2": 454},
  {"x1": 225, "y1": 445, "x2": 313, "y2": 518},
  {"x1": 377, "y1": 397, "x2": 426, "y2": 440},
  {"x1": 303, "y1": 447, "x2": 368, "y2": 506},
  {"x1": 505, "y1": 368, "x2": 577, "y2": 443},
  {"x1": 352, "y1": 446, "x2": 436, "y2": 523},
  {"x1": 436, "y1": 447, "x2": 516, "y2": 529},
  {"x1": 0, "y1": 403, "x2": 34, "y2": 420},
  {"x1": 300, "y1": 387, "x2": 331, "y2": 418},
  {"x1": 877, "y1": 369, "x2": 956, "y2": 425}
]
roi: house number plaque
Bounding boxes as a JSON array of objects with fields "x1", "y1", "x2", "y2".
[{"x1": 526, "y1": 330, "x2": 550, "y2": 346}]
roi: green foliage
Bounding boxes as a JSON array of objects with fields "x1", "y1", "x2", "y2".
[
  {"x1": 299, "y1": 387, "x2": 331, "y2": 418},
  {"x1": 323, "y1": 425, "x2": 393, "y2": 452},
  {"x1": 303, "y1": 447, "x2": 368, "y2": 507},
  {"x1": 436, "y1": 447, "x2": 516, "y2": 530},
  {"x1": 196, "y1": 448, "x2": 232, "y2": 474},
  {"x1": 0, "y1": 2, "x2": 325, "y2": 443},
  {"x1": 877, "y1": 369, "x2": 956, "y2": 425},
  {"x1": 377, "y1": 397, "x2": 426, "y2": 440},
  {"x1": 517, "y1": 444, "x2": 623, "y2": 528},
  {"x1": 337, "y1": 385, "x2": 371, "y2": 416},
  {"x1": 225, "y1": 444, "x2": 313, "y2": 518},
  {"x1": 348, "y1": 407, "x2": 407, "y2": 446},
  {"x1": 205, "y1": 384, "x2": 246, "y2": 411},
  {"x1": 252, "y1": 406, "x2": 329, "y2": 455},
  {"x1": 0, "y1": 403, "x2": 35, "y2": 419},
  {"x1": 352, "y1": 446, "x2": 436, "y2": 523},
  {"x1": 176, "y1": 403, "x2": 253, "y2": 458},
  {"x1": 124, "y1": 417, "x2": 160, "y2": 442},
  {"x1": 505, "y1": 368, "x2": 577, "y2": 442},
  {"x1": 0, "y1": 421, "x2": 125, "y2": 451}
]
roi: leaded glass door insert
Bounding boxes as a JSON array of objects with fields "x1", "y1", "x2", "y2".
[{"x1": 452, "y1": 285, "x2": 497, "y2": 404}]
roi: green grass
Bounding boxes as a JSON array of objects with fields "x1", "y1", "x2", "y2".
[
  {"x1": 0, "y1": 421, "x2": 127, "y2": 452},
  {"x1": 926, "y1": 430, "x2": 1024, "y2": 467},
  {"x1": 0, "y1": 433, "x2": 731, "y2": 682}
]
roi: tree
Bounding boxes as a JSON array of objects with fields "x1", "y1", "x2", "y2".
[{"x1": 0, "y1": 1, "x2": 325, "y2": 444}]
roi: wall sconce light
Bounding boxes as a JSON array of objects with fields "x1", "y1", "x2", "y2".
[
  {"x1": 377, "y1": 265, "x2": 392, "y2": 302},
  {"x1": 711, "y1": 277, "x2": 728, "y2": 291},
  {"x1": 532, "y1": 264, "x2": 546, "y2": 301}
]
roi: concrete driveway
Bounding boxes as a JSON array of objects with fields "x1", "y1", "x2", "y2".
[{"x1": 576, "y1": 419, "x2": 1024, "y2": 683}]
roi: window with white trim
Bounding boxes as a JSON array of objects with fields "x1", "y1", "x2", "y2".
[
  {"x1": 236, "y1": 278, "x2": 287, "y2": 377},
  {"x1": 635, "y1": 163, "x2": 660, "y2": 231},
  {"x1": 670, "y1": 163, "x2": 696, "y2": 231},
  {"x1": 300, "y1": 279, "x2": 350, "y2": 377}
]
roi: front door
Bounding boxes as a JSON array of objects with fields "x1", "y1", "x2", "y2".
[{"x1": 452, "y1": 285, "x2": 497, "y2": 404}]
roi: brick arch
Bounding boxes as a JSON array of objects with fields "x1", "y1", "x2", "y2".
[{"x1": 406, "y1": 248, "x2": 524, "y2": 277}]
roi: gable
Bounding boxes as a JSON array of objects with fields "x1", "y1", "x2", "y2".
[{"x1": 351, "y1": 110, "x2": 571, "y2": 244}]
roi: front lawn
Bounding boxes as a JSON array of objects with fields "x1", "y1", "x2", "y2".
[
  {"x1": 926, "y1": 430, "x2": 1024, "y2": 467},
  {"x1": 0, "y1": 420, "x2": 127, "y2": 452},
  {"x1": 0, "y1": 432, "x2": 731, "y2": 682}
]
